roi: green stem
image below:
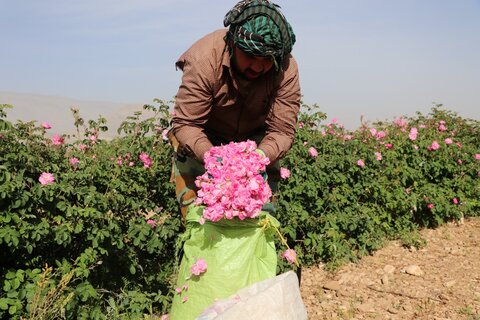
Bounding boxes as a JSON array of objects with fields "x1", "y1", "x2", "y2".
[{"x1": 260, "y1": 217, "x2": 299, "y2": 267}]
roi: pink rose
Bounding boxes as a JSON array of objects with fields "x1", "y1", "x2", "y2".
[
  {"x1": 281, "y1": 249, "x2": 297, "y2": 265},
  {"x1": 409, "y1": 127, "x2": 418, "y2": 141},
  {"x1": 146, "y1": 219, "x2": 157, "y2": 228},
  {"x1": 41, "y1": 122, "x2": 52, "y2": 129},
  {"x1": 475, "y1": 154, "x2": 480, "y2": 160},
  {"x1": 39, "y1": 172, "x2": 55, "y2": 185},
  {"x1": 375, "y1": 131, "x2": 386, "y2": 140},
  {"x1": 357, "y1": 159, "x2": 365, "y2": 167},
  {"x1": 190, "y1": 259, "x2": 207, "y2": 276},
  {"x1": 280, "y1": 167, "x2": 291, "y2": 179},
  {"x1": 452, "y1": 198, "x2": 458, "y2": 205},
  {"x1": 427, "y1": 203, "x2": 434, "y2": 209},
  {"x1": 162, "y1": 129, "x2": 169, "y2": 141},
  {"x1": 394, "y1": 118, "x2": 407, "y2": 128},
  {"x1": 444, "y1": 138, "x2": 453, "y2": 145},
  {"x1": 374, "y1": 152, "x2": 382, "y2": 161},
  {"x1": 139, "y1": 152, "x2": 153, "y2": 168},
  {"x1": 308, "y1": 147, "x2": 318, "y2": 157},
  {"x1": 69, "y1": 157, "x2": 80, "y2": 166},
  {"x1": 51, "y1": 134, "x2": 64, "y2": 145},
  {"x1": 428, "y1": 141, "x2": 440, "y2": 151},
  {"x1": 438, "y1": 122, "x2": 447, "y2": 132}
]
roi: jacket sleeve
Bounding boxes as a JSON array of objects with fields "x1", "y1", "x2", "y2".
[
  {"x1": 171, "y1": 57, "x2": 215, "y2": 162},
  {"x1": 258, "y1": 56, "x2": 301, "y2": 163}
]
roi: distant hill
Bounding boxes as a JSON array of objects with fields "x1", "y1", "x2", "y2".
[{"x1": 0, "y1": 92, "x2": 162, "y2": 138}]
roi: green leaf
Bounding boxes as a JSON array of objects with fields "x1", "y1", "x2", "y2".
[
  {"x1": 8, "y1": 305, "x2": 16, "y2": 315},
  {"x1": 129, "y1": 265, "x2": 136, "y2": 275},
  {"x1": 11, "y1": 236, "x2": 19, "y2": 247},
  {"x1": 3, "y1": 281, "x2": 11, "y2": 292},
  {"x1": 0, "y1": 298, "x2": 8, "y2": 310},
  {"x1": 12, "y1": 278, "x2": 20, "y2": 290},
  {"x1": 56, "y1": 201, "x2": 67, "y2": 211},
  {"x1": 74, "y1": 223, "x2": 83, "y2": 233}
]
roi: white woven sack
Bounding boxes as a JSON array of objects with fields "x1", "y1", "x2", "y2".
[{"x1": 197, "y1": 271, "x2": 308, "y2": 320}]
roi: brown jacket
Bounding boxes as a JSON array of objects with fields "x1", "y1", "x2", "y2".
[{"x1": 172, "y1": 29, "x2": 301, "y2": 164}]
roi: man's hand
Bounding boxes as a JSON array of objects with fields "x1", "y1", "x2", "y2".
[
  {"x1": 255, "y1": 148, "x2": 266, "y2": 157},
  {"x1": 256, "y1": 149, "x2": 268, "y2": 181}
]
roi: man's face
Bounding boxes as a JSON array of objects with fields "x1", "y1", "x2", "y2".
[{"x1": 232, "y1": 46, "x2": 274, "y2": 80}]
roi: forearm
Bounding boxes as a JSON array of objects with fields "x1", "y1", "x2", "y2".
[
  {"x1": 258, "y1": 132, "x2": 294, "y2": 163},
  {"x1": 171, "y1": 123, "x2": 213, "y2": 162},
  {"x1": 172, "y1": 59, "x2": 215, "y2": 162}
]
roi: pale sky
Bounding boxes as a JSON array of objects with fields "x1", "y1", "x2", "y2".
[{"x1": 1, "y1": 0, "x2": 479, "y2": 129}]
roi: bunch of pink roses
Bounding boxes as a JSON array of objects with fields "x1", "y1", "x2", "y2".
[{"x1": 194, "y1": 140, "x2": 272, "y2": 222}]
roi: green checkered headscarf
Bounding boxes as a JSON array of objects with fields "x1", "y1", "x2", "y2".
[{"x1": 224, "y1": 0, "x2": 296, "y2": 70}]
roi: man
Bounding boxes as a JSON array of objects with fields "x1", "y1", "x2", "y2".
[{"x1": 170, "y1": 0, "x2": 301, "y2": 219}]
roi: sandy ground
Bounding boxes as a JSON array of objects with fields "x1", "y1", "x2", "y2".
[{"x1": 300, "y1": 217, "x2": 480, "y2": 320}]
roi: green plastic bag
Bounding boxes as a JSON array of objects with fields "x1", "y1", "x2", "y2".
[{"x1": 169, "y1": 205, "x2": 279, "y2": 320}]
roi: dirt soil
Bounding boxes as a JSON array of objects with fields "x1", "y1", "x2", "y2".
[{"x1": 300, "y1": 217, "x2": 480, "y2": 320}]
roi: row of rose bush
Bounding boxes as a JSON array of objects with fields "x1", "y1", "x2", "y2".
[
  {"x1": 0, "y1": 102, "x2": 180, "y2": 319},
  {"x1": 278, "y1": 104, "x2": 480, "y2": 269},
  {"x1": 1, "y1": 102, "x2": 479, "y2": 318}
]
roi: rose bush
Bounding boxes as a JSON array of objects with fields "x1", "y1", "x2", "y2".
[
  {"x1": 276, "y1": 103, "x2": 480, "y2": 270},
  {"x1": 0, "y1": 101, "x2": 479, "y2": 318},
  {"x1": 0, "y1": 101, "x2": 180, "y2": 319}
]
